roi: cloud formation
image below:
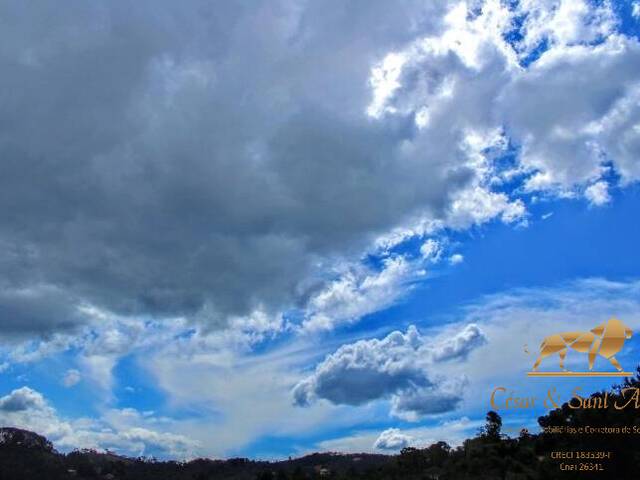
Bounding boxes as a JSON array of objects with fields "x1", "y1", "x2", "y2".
[
  {"x1": 292, "y1": 324, "x2": 486, "y2": 419},
  {"x1": 373, "y1": 428, "x2": 413, "y2": 451},
  {"x1": 2, "y1": 0, "x2": 637, "y2": 340},
  {"x1": 0, "y1": 386, "x2": 197, "y2": 458},
  {"x1": 0, "y1": 387, "x2": 47, "y2": 412}
]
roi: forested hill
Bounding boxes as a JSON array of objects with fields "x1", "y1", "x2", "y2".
[{"x1": 2, "y1": 369, "x2": 640, "y2": 480}]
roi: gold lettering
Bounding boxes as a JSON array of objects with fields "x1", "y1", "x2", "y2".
[
  {"x1": 491, "y1": 387, "x2": 506, "y2": 410},
  {"x1": 614, "y1": 388, "x2": 640, "y2": 410},
  {"x1": 544, "y1": 387, "x2": 559, "y2": 409},
  {"x1": 568, "y1": 387, "x2": 583, "y2": 409}
]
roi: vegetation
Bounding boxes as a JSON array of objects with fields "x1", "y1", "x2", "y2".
[{"x1": 3, "y1": 369, "x2": 640, "y2": 479}]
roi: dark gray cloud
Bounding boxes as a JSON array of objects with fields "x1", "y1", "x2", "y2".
[
  {"x1": 0, "y1": 0, "x2": 476, "y2": 335},
  {"x1": 0, "y1": 286, "x2": 85, "y2": 337},
  {"x1": 2, "y1": 0, "x2": 638, "y2": 337}
]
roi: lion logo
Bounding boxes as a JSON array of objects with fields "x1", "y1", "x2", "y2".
[{"x1": 532, "y1": 318, "x2": 632, "y2": 372}]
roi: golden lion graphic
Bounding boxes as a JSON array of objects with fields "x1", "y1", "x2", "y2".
[{"x1": 532, "y1": 318, "x2": 632, "y2": 372}]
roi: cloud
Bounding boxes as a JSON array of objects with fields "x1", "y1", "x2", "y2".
[
  {"x1": 0, "y1": 0, "x2": 461, "y2": 336},
  {"x1": 2, "y1": 1, "x2": 637, "y2": 340},
  {"x1": 444, "y1": 278, "x2": 640, "y2": 391},
  {"x1": 390, "y1": 378, "x2": 468, "y2": 421},
  {"x1": 501, "y1": 37, "x2": 640, "y2": 193},
  {"x1": 141, "y1": 331, "x2": 375, "y2": 457},
  {"x1": 376, "y1": 0, "x2": 640, "y2": 199},
  {"x1": 301, "y1": 256, "x2": 415, "y2": 332},
  {"x1": 317, "y1": 417, "x2": 480, "y2": 454},
  {"x1": 62, "y1": 369, "x2": 81, "y2": 388},
  {"x1": 0, "y1": 386, "x2": 198, "y2": 458},
  {"x1": 429, "y1": 324, "x2": 486, "y2": 362},
  {"x1": 0, "y1": 285, "x2": 87, "y2": 338},
  {"x1": 420, "y1": 239, "x2": 442, "y2": 261},
  {"x1": 513, "y1": 0, "x2": 616, "y2": 53},
  {"x1": 0, "y1": 387, "x2": 47, "y2": 412},
  {"x1": 448, "y1": 253, "x2": 464, "y2": 265},
  {"x1": 585, "y1": 181, "x2": 611, "y2": 206},
  {"x1": 292, "y1": 324, "x2": 486, "y2": 419},
  {"x1": 373, "y1": 428, "x2": 413, "y2": 451}
]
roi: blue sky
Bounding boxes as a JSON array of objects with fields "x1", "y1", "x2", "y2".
[{"x1": 1, "y1": 0, "x2": 640, "y2": 460}]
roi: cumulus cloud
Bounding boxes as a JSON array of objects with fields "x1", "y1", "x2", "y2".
[
  {"x1": 1, "y1": 0, "x2": 637, "y2": 340},
  {"x1": 373, "y1": 428, "x2": 413, "y2": 451},
  {"x1": 0, "y1": 387, "x2": 47, "y2": 412},
  {"x1": 0, "y1": 386, "x2": 198, "y2": 458},
  {"x1": 292, "y1": 324, "x2": 486, "y2": 419},
  {"x1": 318, "y1": 416, "x2": 479, "y2": 454},
  {"x1": 0, "y1": 0, "x2": 458, "y2": 336},
  {"x1": 390, "y1": 377, "x2": 468, "y2": 421},
  {"x1": 513, "y1": 0, "x2": 616, "y2": 53},
  {"x1": 430, "y1": 324, "x2": 486, "y2": 362}
]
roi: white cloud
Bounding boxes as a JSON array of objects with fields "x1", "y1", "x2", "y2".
[
  {"x1": 62, "y1": 369, "x2": 81, "y2": 388},
  {"x1": 429, "y1": 324, "x2": 485, "y2": 362},
  {"x1": 0, "y1": 386, "x2": 198, "y2": 458},
  {"x1": 585, "y1": 180, "x2": 611, "y2": 206},
  {"x1": 448, "y1": 253, "x2": 464, "y2": 265},
  {"x1": 373, "y1": 428, "x2": 413, "y2": 451},
  {"x1": 514, "y1": 0, "x2": 616, "y2": 54},
  {"x1": 368, "y1": 52, "x2": 408, "y2": 118},
  {"x1": 633, "y1": 1, "x2": 640, "y2": 20},
  {"x1": 502, "y1": 36, "x2": 640, "y2": 196},
  {"x1": 420, "y1": 239, "x2": 442, "y2": 261},
  {"x1": 292, "y1": 324, "x2": 486, "y2": 419},
  {"x1": 301, "y1": 256, "x2": 415, "y2": 332},
  {"x1": 141, "y1": 331, "x2": 375, "y2": 457},
  {"x1": 0, "y1": 387, "x2": 47, "y2": 412},
  {"x1": 447, "y1": 187, "x2": 527, "y2": 230}
]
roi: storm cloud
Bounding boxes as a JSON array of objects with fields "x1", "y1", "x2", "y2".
[
  {"x1": 1, "y1": 0, "x2": 639, "y2": 337},
  {"x1": 0, "y1": 0, "x2": 471, "y2": 334}
]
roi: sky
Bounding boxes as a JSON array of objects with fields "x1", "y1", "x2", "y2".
[{"x1": 0, "y1": 0, "x2": 640, "y2": 460}]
